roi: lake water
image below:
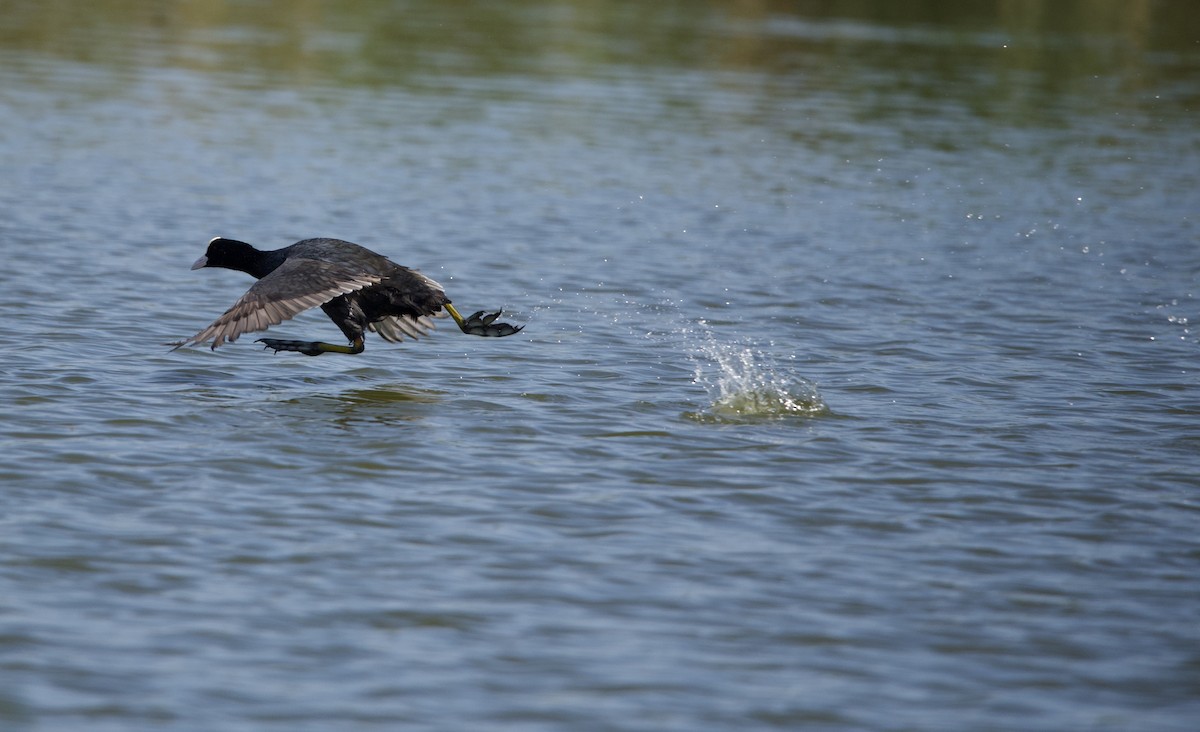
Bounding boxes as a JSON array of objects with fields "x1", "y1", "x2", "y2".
[{"x1": 1, "y1": 1, "x2": 1198, "y2": 730}]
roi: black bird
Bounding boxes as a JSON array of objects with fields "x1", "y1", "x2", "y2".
[{"x1": 175, "y1": 237, "x2": 522, "y2": 356}]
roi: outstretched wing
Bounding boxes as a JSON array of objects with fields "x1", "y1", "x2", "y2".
[
  {"x1": 364, "y1": 268, "x2": 449, "y2": 343},
  {"x1": 177, "y1": 258, "x2": 383, "y2": 350},
  {"x1": 368, "y1": 313, "x2": 446, "y2": 343}
]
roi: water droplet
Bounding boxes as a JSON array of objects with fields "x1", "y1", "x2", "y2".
[{"x1": 686, "y1": 332, "x2": 828, "y2": 421}]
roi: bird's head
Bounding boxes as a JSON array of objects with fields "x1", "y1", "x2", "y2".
[{"x1": 191, "y1": 237, "x2": 258, "y2": 272}]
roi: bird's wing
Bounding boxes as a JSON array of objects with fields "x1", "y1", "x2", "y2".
[
  {"x1": 365, "y1": 268, "x2": 449, "y2": 343},
  {"x1": 178, "y1": 258, "x2": 383, "y2": 350},
  {"x1": 368, "y1": 312, "x2": 445, "y2": 343}
]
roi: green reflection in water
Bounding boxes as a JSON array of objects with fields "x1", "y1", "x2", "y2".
[
  {"x1": 2, "y1": 0, "x2": 1193, "y2": 88},
  {"x1": 0, "y1": 0, "x2": 1193, "y2": 151}
]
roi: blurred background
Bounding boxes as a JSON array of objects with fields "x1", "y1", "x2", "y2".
[{"x1": 1, "y1": 2, "x2": 1198, "y2": 731}]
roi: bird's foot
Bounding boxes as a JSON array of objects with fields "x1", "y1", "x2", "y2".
[
  {"x1": 460, "y1": 310, "x2": 524, "y2": 337},
  {"x1": 446, "y1": 304, "x2": 524, "y2": 337},
  {"x1": 257, "y1": 337, "x2": 364, "y2": 356}
]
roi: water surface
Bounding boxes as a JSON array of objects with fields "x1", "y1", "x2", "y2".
[{"x1": 1, "y1": 2, "x2": 1198, "y2": 730}]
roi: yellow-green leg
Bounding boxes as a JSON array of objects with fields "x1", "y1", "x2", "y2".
[
  {"x1": 444, "y1": 303, "x2": 468, "y2": 330},
  {"x1": 258, "y1": 336, "x2": 365, "y2": 356}
]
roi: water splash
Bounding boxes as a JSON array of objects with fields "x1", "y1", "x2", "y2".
[{"x1": 686, "y1": 327, "x2": 829, "y2": 422}]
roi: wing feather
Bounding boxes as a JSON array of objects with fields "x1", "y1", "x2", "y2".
[
  {"x1": 367, "y1": 311, "x2": 447, "y2": 343},
  {"x1": 369, "y1": 314, "x2": 436, "y2": 343},
  {"x1": 178, "y1": 257, "x2": 383, "y2": 350}
]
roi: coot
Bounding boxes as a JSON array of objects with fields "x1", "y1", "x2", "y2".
[{"x1": 175, "y1": 237, "x2": 522, "y2": 356}]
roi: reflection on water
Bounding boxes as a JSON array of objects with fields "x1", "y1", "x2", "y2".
[
  {"x1": 2, "y1": 1, "x2": 1193, "y2": 98},
  {"x1": 271, "y1": 384, "x2": 443, "y2": 428}
]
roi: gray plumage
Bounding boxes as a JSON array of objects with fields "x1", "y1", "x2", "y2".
[{"x1": 177, "y1": 237, "x2": 449, "y2": 351}]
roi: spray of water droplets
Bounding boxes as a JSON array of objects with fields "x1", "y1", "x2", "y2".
[{"x1": 685, "y1": 324, "x2": 829, "y2": 421}]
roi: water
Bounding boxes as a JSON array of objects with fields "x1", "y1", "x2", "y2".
[{"x1": 2, "y1": 1, "x2": 1198, "y2": 729}]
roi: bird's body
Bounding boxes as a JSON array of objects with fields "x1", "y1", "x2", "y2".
[{"x1": 176, "y1": 237, "x2": 522, "y2": 355}]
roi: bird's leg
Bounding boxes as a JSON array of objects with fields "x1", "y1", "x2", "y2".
[
  {"x1": 444, "y1": 303, "x2": 524, "y2": 337},
  {"x1": 257, "y1": 336, "x2": 365, "y2": 356}
]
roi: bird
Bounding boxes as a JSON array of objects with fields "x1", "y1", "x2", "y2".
[{"x1": 174, "y1": 237, "x2": 523, "y2": 356}]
